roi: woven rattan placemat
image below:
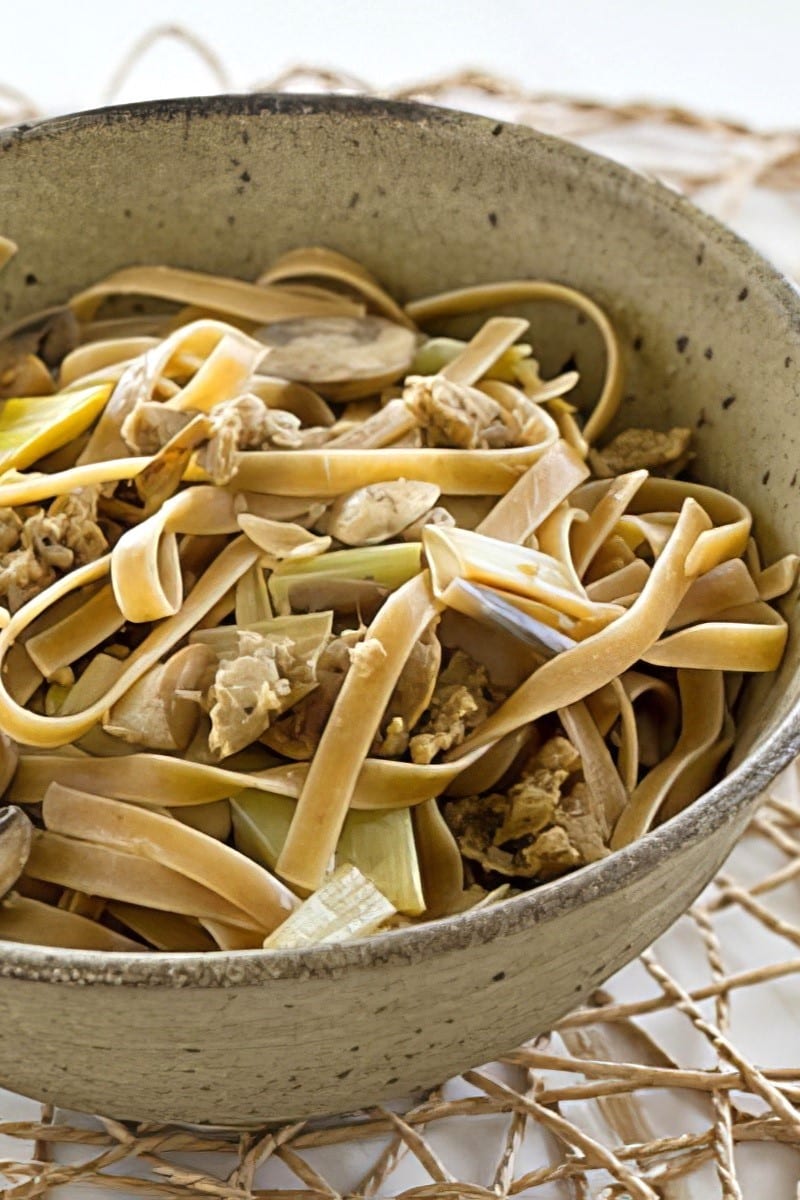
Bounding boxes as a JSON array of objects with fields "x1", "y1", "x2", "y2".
[{"x1": 1, "y1": 32, "x2": 799, "y2": 1199}]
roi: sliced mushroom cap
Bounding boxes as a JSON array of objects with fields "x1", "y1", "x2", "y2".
[
  {"x1": 326, "y1": 480, "x2": 441, "y2": 546},
  {"x1": 255, "y1": 316, "x2": 417, "y2": 400},
  {"x1": 0, "y1": 805, "x2": 33, "y2": 898}
]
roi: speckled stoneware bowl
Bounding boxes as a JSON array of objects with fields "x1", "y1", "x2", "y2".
[{"x1": 0, "y1": 94, "x2": 798, "y2": 1127}]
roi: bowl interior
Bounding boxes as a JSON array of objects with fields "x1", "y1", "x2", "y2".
[{"x1": 0, "y1": 91, "x2": 798, "y2": 950}]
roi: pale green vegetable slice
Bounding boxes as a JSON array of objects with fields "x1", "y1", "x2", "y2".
[
  {"x1": 411, "y1": 337, "x2": 533, "y2": 378},
  {"x1": 438, "y1": 317, "x2": 529, "y2": 387},
  {"x1": 190, "y1": 611, "x2": 333, "y2": 655},
  {"x1": 268, "y1": 542, "x2": 422, "y2": 613},
  {"x1": 235, "y1": 564, "x2": 272, "y2": 624},
  {"x1": 262, "y1": 864, "x2": 394, "y2": 949},
  {"x1": 336, "y1": 811, "x2": 424, "y2": 912},
  {"x1": 231, "y1": 790, "x2": 425, "y2": 915},
  {"x1": 0, "y1": 383, "x2": 111, "y2": 472},
  {"x1": 231, "y1": 790, "x2": 294, "y2": 871},
  {"x1": 173, "y1": 800, "x2": 232, "y2": 841}
]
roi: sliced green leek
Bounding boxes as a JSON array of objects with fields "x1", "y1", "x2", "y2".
[
  {"x1": 0, "y1": 383, "x2": 111, "y2": 473},
  {"x1": 262, "y1": 864, "x2": 394, "y2": 949},
  {"x1": 339, "y1": 808, "x2": 424, "y2": 915},
  {"x1": 411, "y1": 337, "x2": 532, "y2": 379},
  {"x1": 190, "y1": 611, "x2": 332, "y2": 655},
  {"x1": 268, "y1": 542, "x2": 422, "y2": 613},
  {"x1": 231, "y1": 789, "x2": 425, "y2": 914}
]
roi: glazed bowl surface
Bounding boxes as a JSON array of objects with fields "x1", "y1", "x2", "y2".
[{"x1": 0, "y1": 93, "x2": 798, "y2": 1126}]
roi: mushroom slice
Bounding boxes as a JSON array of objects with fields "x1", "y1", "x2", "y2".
[
  {"x1": 255, "y1": 316, "x2": 417, "y2": 400},
  {"x1": 326, "y1": 480, "x2": 441, "y2": 546},
  {"x1": 0, "y1": 805, "x2": 33, "y2": 898}
]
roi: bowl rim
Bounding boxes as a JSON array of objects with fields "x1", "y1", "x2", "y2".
[{"x1": 1, "y1": 91, "x2": 798, "y2": 986}]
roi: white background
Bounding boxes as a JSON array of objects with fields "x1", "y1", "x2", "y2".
[{"x1": 1, "y1": 0, "x2": 799, "y2": 130}]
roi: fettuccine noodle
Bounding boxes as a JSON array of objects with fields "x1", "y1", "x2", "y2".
[{"x1": 0, "y1": 245, "x2": 794, "y2": 952}]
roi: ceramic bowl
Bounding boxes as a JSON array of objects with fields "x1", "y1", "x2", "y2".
[{"x1": 0, "y1": 94, "x2": 798, "y2": 1127}]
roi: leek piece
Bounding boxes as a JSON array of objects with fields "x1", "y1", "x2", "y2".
[
  {"x1": 262, "y1": 864, "x2": 394, "y2": 949},
  {"x1": 411, "y1": 337, "x2": 532, "y2": 379},
  {"x1": 0, "y1": 383, "x2": 111, "y2": 472},
  {"x1": 174, "y1": 799, "x2": 232, "y2": 841},
  {"x1": 235, "y1": 564, "x2": 272, "y2": 624},
  {"x1": 59, "y1": 654, "x2": 126, "y2": 716},
  {"x1": 231, "y1": 789, "x2": 295, "y2": 870},
  {"x1": 190, "y1": 611, "x2": 333, "y2": 654},
  {"x1": 231, "y1": 789, "x2": 425, "y2": 915},
  {"x1": 337, "y1": 809, "x2": 424, "y2": 916},
  {"x1": 269, "y1": 542, "x2": 422, "y2": 614}
]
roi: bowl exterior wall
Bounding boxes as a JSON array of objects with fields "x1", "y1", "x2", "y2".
[{"x1": 0, "y1": 806, "x2": 744, "y2": 1125}]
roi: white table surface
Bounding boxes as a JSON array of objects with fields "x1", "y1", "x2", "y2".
[
  {"x1": 1, "y1": 0, "x2": 800, "y2": 130},
  {"x1": 1, "y1": 6, "x2": 800, "y2": 1195}
]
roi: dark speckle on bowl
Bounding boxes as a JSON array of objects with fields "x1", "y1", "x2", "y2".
[
  {"x1": 738, "y1": 286, "x2": 749, "y2": 300},
  {"x1": 722, "y1": 395, "x2": 737, "y2": 409},
  {"x1": 676, "y1": 334, "x2": 689, "y2": 353}
]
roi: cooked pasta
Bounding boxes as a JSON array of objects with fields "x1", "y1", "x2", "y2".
[{"x1": 0, "y1": 245, "x2": 795, "y2": 952}]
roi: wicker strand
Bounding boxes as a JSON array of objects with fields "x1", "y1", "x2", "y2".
[{"x1": 691, "y1": 905, "x2": 743, "y2": 1200}]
